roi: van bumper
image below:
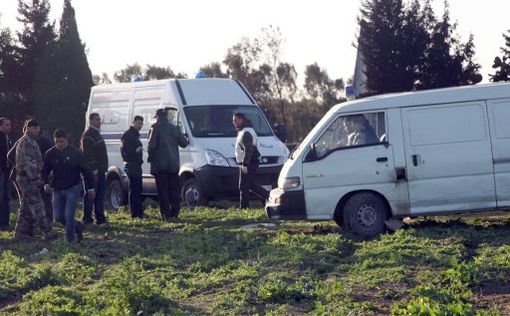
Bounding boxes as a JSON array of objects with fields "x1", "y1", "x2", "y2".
[
  {"x1": 194, "y1": 165, "x2": 281, "y2": 200},
  {"x1": 265, "y1": 188, "x2": 307, "y2": 219}
]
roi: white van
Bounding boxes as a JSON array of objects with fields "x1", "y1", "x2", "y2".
[
  {"x1": 266, "y1": 83, "x2": 510, "y2": 237},
  {"x1": 86, "y1": 78, "x2": 289, "y2": 208}
]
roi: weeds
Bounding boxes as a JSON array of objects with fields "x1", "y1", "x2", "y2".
[{"x1": 1, "y1": 207, "x2": 509, "y2": 314}]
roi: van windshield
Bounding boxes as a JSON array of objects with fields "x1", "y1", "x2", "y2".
[{"x1": 184, "y1": 105, "x2": 273, "y2": 137}]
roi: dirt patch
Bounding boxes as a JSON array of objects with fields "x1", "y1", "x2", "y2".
[{"x1": 474, "y1": 281, "x2": 510, "y2": 315}]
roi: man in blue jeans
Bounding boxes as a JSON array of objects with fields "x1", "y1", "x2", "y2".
[{"x1": 42, "y1": 129, "x2": 96, "y2": 243}]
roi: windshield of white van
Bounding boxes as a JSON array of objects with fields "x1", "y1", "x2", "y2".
[{"x1": 184, "y1": 105, "x2": 273, "y2": 137}]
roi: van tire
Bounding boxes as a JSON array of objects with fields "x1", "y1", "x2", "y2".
[
  {"x1": 106, "y1": 179, "x2": 125, "y2": 211},
  {"x1": 343, "y1": 192, "x2": 388, "y2": 238},
  {"x1": 181, "y1": 178, "x2": 208, "y2": 207}
]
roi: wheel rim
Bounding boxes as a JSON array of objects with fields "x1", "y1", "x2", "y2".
[
  {"x1": 110, "y1": 184, "x2": 122, "y2": 209},
  {"x1": 357, "y1": 204, "x2": 378, "y2": 227},
  {"x1": 184, "y1": 184, "x2": 200, "y2": 207}
]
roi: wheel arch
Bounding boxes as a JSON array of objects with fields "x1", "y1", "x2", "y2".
[{"x1": 333, "y1": 189, "x2": 392, "y2": 225}]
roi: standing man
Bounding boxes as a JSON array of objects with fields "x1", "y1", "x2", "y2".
[
  {"x1": 148, "y1": 109, "x2": 188, "y2": 220},
  {"x1": 233, "y1": 112, "x2": 269, "y2": 209},
  {"x1": 43, "y1": 129, "x2": 95, "y2": 243},
  {"x1": 121, "y1": 115, "x2": 144, "y2": 218},
  {"x1": 0, "y1": 117, "x2": 12, "y2": 229},
  {"x1": 36, "y1": 126, "x2": 54, "y2": 223},
  {"x1": 80, "y1": 113, "x2": 108, "y2": 225},
  {"x1": 14, "y1": 119, "x2": 54, "y2": 239}
]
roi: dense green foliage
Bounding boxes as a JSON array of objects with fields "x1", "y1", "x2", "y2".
[
  {"x1": 1, "y1": 205, "x2": 509, "y2": 315},
  {"x1": 357, "y1": 0, "x2": 482, "y2": 96},
  {"x1": 0, "y1": 0, "x2": 92, "y2": 141}
]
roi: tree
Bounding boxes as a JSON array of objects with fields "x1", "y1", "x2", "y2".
[
  {"x1": 36, "y1": 0, "x2": 93, "y2": 140},
  {"x1": 113, "y1": 64, "x2": 186, "y2": 82},
  {"x1": 145, "y1": 65, "x2": 176, "y2": 80},
  {"x1": 260, "y1": 26, "x2": 297, "y2": 126},
  {"x1": 93, "y1": 72, "x2": 112, "y2": 85},
  {"x1": 114, "y1": 63, "x2": 143, "y2": 82},
  {"x1": 490, "y1": 30, "x2": 510, "y2": 82},
  {"x1": 358, "y1": 0, "x2": 481, "y2": 95},
  {"x1": 16, "y1": 0, "x2": 57, "y2": 98},
  {"x1": 199, "y1": 62, "x2": 228, "y2": 78},
  {"x1": 304, "y1": 63, "x2": 345, "y2": 110},
  {"x1": 0, "y1": 23, "x2": 27, "y2": 126},
  {"x1": 358, "y1": 0, "x2": 408, "y2": 95}
]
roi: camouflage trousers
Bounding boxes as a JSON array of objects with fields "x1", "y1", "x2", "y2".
[{"x1": 14, "y1": 180, "x2": 52, "y2": 237}]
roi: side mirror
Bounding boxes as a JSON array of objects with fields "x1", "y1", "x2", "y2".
[
  {"x1": 304, "y1": 143, "x2": 317, "y2": 162},
  {"x1": 273, "y1": 123, "x2": 288, "y2": 142}
]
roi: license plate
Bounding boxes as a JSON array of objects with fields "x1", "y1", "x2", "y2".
[{"x1": 262, "y1": 185, "x2": 272, "y2": 191}]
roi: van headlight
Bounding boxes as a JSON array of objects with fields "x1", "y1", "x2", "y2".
[
  {"x1": 283, "y1": 177, "x2": 300, "y2": 189},
  {"x1": 204, "y1": 149, "x2": 229, "y2": 167}
]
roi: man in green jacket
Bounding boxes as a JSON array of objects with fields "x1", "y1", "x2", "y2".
[
  {"x1": 148, "y1": 109, "x2": 188, "y2": 220},
  {"x1": 14, "y1": 120, "x2": 54, "y2": 239}
]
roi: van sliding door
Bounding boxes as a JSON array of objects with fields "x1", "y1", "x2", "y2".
[{"x1": 401, "y1": 102, "x2": 496, "y2": 214}]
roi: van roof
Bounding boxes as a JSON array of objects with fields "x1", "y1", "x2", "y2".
[
  {"x1": 334, "y1": 82, "x2": 510, "y2": 114},
  {"x1": 91, "y1": 78, "x2": 256, "y2": 106}
]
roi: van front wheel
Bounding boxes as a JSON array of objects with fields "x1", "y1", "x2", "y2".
[
  {"x1": 343, "y1": 192, "x2": 388, "y2": 238},
  {"x1": 181, "y1": 178, "x2": 208, "y2": 207}
]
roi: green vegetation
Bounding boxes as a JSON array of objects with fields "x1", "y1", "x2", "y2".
[{"x1": 1, "y1": 207, "x2": 510, "y2": 315}]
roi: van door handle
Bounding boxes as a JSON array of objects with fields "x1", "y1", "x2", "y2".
[
  {"x1": 376, "y1": 157, "x2": 388, "y2": 162},
  {"x1": 412, "y1": 154, "x2": 420, "y2": 166}
]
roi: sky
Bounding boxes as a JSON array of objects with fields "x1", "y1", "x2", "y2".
[{"x1": 1, "y1": 0, "x2": 510, "y2": 84}]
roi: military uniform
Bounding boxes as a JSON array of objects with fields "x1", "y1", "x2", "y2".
[{"x1": 14, "y1": 134, "x2": 52, "y2": 238}]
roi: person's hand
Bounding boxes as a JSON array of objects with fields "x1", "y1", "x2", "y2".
[
  {"x1": 87, "y1": 189, "x2": 96, "y2": 201},
  {"x1": 44, "y1": 184, "x2": 53, "y2": 194},
  {"x1": 136, "y1": 146, "x2": 143, "y2": 153},
  {"x1": 241, "y1": 165, "x2": 248, "y2": 174}
]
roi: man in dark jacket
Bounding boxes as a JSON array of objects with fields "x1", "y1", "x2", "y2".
[
  {"x1": 80, "y1": 113, "x2": 108, "y2": 225},
  {"x1": 121, "y1": 115, "x2": 144, "y2": 218},
  {"x1": 148, "y1": 109, "x2": 188, "y2": 220},
  {"x1": 43, "y1": 129, "x2": 96, "y2": 243},
  {"x1": 233, "y1": 112, "x2": 269, "y2": 209},
  {"x1": 0, "y1": 117, "x2": 12, "y2": 229}
]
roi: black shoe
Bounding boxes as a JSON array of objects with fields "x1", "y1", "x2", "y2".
[
  {"x1": 96, "y1": 219, "x2": 107, "y2": 225},
  {"x1": 83, "y1": 218, "x2": 93, "y2": 225},
  {"x1": 75, "y1": 223, "x2": 85, "y2": 243}
]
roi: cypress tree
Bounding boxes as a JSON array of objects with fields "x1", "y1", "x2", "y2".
[{"x1": 53, "y1": 0, "x2": 93, "y2": 140}]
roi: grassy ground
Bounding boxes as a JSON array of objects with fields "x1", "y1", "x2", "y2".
[{"x1": 1, "y1": 203, "x2": 510, "y2": 315}]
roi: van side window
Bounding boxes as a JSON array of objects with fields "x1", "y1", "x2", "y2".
[{"x1": 314, "y1": 112, "x2": 386, "y2": 159}]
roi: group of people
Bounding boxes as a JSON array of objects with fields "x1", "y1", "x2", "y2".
[{"x1": 0, "y1": 109, "x2": 268, "y2": 243}]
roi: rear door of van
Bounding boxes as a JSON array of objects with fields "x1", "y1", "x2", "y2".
[
  {"x1": 487, "y1": 99, "x2": 510, "y2": 207},
  {"x1": 401, "y1": 102, "x2": 496, "y2": 214}
]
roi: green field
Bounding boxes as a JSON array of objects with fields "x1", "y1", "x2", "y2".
[{"x1": 1, "y1": 205, "x2": 509, "y2": 315}]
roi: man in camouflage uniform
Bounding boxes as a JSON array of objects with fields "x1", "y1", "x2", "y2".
[{"x1": 14, "y1": 120, "x2": 53, "y2": 239}]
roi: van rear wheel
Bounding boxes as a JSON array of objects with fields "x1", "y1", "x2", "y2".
[
  {"x1": 181, "y1": 178, "x2": 208, "y2": 207},
  {"x1": 343, "y1": 192, "x2": 388, "y2": 238},
  {"x1": 106, "y1": 179, "x2": 125, "y2": 211}
]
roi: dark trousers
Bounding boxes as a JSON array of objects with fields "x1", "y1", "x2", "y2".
[
  {"x1": 83, "y1": 173, "x2": 106, "y2": 224},
  {"x1": 154, "y1": 171, "x2": 181, "y2": 218},
  {"x1": 0, "y1": 169, "x2": 10, "y2": 226},
  {"x1": 127, "y1": 172, "x2": 143, "y2": 218},
  {"x1": 239, "y1": 163, "x2": 269, "y2": 209}
]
